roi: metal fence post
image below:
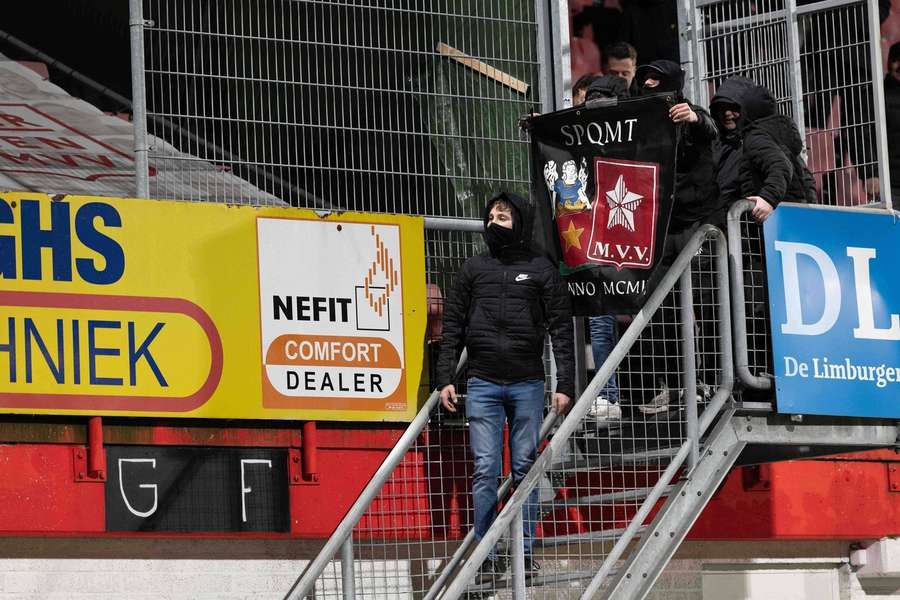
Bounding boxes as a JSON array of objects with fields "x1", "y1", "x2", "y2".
[
  {"x1": 340, "y1": 538, "x2": 356, "y2": 599},
  {"x1": 128, "y1": 0, "x2": 150, "y2": 198},
  {"x1": 867, "y1": 0, "x2": 893, "y2": 209},
  {"x1": 785, "y1": 0, "x2": 807, "y2": 141},
  {"x1": 551, "y1": 0, "x2": 573, "y2": 109},
  {"x1": 511, "y1": 509, "x2": 526, "y2": 599},
  {"x1": 679, "y1": 267, "x2": 700, "y2": 470},
  {"x1": 688, "y1": 0, "x2": 707, "y2": 106}
]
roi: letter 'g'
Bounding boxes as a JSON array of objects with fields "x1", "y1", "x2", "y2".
[
  {"x1": 118, "y1": 458, "x2": 158, "y2": 518},
  {"x1": 774, "y1": 241, "x2": 841, "y2": 336}
]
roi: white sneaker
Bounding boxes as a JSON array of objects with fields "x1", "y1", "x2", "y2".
[{"x1": 589, "y1": 396, "x2": 622, "y2": 421}]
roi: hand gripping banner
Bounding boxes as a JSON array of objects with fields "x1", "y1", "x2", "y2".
[{"x1": 529, "y1": 95, "x2": 678, "y2": 314}]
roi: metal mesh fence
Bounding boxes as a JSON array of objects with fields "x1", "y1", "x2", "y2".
[
  {"x1": 799, "y1": 0, "x2": 880, "y2": 206},
  {"x1": 694, "y1": 0, "x2": 883, "y2": 208},
  {"x1": 308, "y1": 233, "x2": 729, "y2": 599},
  {"x1": 694, "y1": 0, "x2": 795, "y2": 114},
  {"x1": 142, "y1": 0, "x2": 541, "y2": 213},
  {"x1": 734, "y1": 208, "x2": 773, "y2": 388}
]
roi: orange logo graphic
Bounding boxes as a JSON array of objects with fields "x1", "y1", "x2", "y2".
[{"x1": 364, "y1": 226, "x2": 400, "y2": 317}]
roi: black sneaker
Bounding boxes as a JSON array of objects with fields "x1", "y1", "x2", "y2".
[
  {"x1": 524, "y1": 555, "x2": 541, "y2": 578},
  {"x1": 475, "y1": 556, "x2": 508, "y2": 585}
]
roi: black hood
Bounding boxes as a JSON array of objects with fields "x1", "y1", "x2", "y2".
[
  {"x1": 635, "y1": 60, "x2": 684, "y2": 95},
  {"x1": 585, "y1": 75, "x2": 630, "y2": 101},
  {"x1": 749, "y1": 114, "x2": 805, "y2": 154},
  {"x1": 712, "y1": 78, "x2": 796, "y2": 150},
  {"x1": 710, "y1": 76, "x2": 771, "y2": 135},
  {"x1": 482, "y1": 191, "x2": 533, "y2": 252}
]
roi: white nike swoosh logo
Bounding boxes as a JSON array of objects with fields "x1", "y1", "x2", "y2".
[{"x1": 515, "y1": 274, "x2": 529, "y2": 282}]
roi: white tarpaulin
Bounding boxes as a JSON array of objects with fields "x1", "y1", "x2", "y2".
[{"x1": 0, "y1": 55, "x2": 280, "y2": 204}]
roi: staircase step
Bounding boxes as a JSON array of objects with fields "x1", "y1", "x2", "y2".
[
  {"x1": 463, "y1": 568, "x2": 606, "y2": 593},
  {"x1": 550, "y1": 446, "x2": 679, "y2": 473},
  {"x1": 535, "y1": 524, "x2": 647, "y2": 547},
  {"x1": 540, "y1": 484, "x2": 675, "y2": 511}
]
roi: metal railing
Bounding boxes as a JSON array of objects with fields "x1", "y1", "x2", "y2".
[
  {"x1": 727, "y1": 200, "x2": 774, "y2": 390},
  {"x1": 439, "y1": 224, "x2": 733, "y2": 599},
  {"x1": 287, "y1": 223, "x2": 733, "y2": 599}
]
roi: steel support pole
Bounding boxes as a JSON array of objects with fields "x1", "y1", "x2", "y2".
[
  {"x1": 679, "y1": 268, "x2": 700, "y2": 470},
  {"x1": 551, "y1": 0, "x2": 573, "y2": 109},
  {"x1": 510, "y1": 510, "x2": 526, "y2": 599},
  {"x1": 866, "y1": 0, "x2": 893, "y2": 209},
  {"x1": 785, "y1": 0, "x2": 807, "y2": 140},
  {"x1": 128, "y1": 0, "x2": 150, "y2": 198},
  {"x1": 340, "y1": 538, "x2": 355, "y2": 599}
]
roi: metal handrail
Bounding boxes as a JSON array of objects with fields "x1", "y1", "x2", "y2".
[
  {"x1": 583, "y1": 227, "x2": 735, "y2": 599},
  {"x1": 440, "y1": 225, "x2": 735, "y2": 600},
  {"x1": 422, "y1": 411, "x2": 561, "y2": 600},
  {"x1": 726, "y1": 201, "x2": 772, "y2": 390},
  {"x1": 284, "y1": 352, "x2": 468, "y2": 600}
]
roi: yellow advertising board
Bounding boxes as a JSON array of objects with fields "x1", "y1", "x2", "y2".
[{"x1": 0, "y1": 192, "x2": 428, "y2": 421}]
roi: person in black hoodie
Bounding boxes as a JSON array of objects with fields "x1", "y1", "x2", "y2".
[
  {"x1": 708, "y1": 76, "x2": 754, "y2": 216},
  {"x1": 631, "y1": 60, "x2": 721, "y2": 415},
  {"x1": 710, "y1": 77, "x2": 816, "y2": 223},
  {"x1": 435, "y1": 191, "x2": 574, "y2": 581},
  {"x1": 636, "y1": 60, "x2": 721, "y2": 232}
]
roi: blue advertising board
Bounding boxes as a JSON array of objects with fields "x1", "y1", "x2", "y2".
[{"x1": 764, "y1": 204, "x2": 900, "y2": 417}]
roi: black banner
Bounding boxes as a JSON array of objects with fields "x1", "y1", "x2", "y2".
[
  {"x1": 529, "y1": 95, "x2": 678, "y2": 314},
  {"x1": 105, "y1": 446, "x2": 290, "y2": 533}
]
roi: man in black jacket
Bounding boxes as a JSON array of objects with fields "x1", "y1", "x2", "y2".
[
  {"x1": 710, "y1": 77, "x2": 816, "y2": 223},
  {"x1": 636, "y1": 60, "x2": 721, "y2": 232},
  {"x1": 435, "y1": 191, "x2": 574, "y2": 580},
  {"x1": 631, "y1": 60, "x2": 721, "y2": 414}
]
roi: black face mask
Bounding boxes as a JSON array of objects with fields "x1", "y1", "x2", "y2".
[{"x1": 484, "y1": 222, "x2": 520, "y2": 255}]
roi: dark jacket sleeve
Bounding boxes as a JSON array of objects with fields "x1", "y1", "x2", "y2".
[
  {"x1": 686, "y1": 105, "x2": 718, "y2": 145},
  {"x1": 433, "y1": 261, "x2": 473, "y2": 389},
  {"x1": 743, "y1": 132, "x2": 794, "y2": 205},
  {"x1": 540, "y1": 262, "x2": 575, "y2": 398}
]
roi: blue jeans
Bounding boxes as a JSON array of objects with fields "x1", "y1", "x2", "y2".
[
  {"x1": 589, "y1": 315, "x2": 619, "y2": 401},
  {"x1": 466, "y1": 377, "x2": 544, "y2": 558}
]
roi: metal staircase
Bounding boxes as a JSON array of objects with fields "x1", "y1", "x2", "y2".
[{"x1": 284, "y1": 206, "x2": 900, "y2": 600}]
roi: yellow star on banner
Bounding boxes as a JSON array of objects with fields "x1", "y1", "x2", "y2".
[{"x1": 561, "y1": 220, "x2": 585, "y2": 251}]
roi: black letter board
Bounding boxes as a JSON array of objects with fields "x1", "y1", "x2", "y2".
[{"x1": 105, "y1": 446, "x2": 290, "y2": 532}]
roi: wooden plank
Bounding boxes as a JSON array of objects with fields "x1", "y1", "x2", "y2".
[{"x1": 436, "y1": 42, "x2": 529, "y2": 94}]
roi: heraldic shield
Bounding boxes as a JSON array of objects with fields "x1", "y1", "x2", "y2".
[{"x1": 555, "y1": 158, "x2": 659, "y2": 271}]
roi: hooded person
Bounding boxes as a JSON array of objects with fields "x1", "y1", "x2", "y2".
[
  {"x1": 579, "y1": 73, "x2": 631, "y2": 422},
  {"x1": 584, "y1": 73, "x2": 631, "y2": 103},
  {"x1": 635, "y1": 59, "x2": 721, "y2": 232},
  {"x1": 708, "y1": 76, "x2": 754, "y2": 215},
  {"x1": 434, "y1": 191, "x2": 574, "y2": 582},
  {"x1": 627, "y1": 60, "x2": 721, "y2": 416},
  {"x1": 710, "y1": 77, "x2": 817, "y2": 223}
]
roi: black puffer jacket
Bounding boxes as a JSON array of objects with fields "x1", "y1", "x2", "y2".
[
  {"x1": 636, "y1": 60, "x2": 720, "y2": 231},
  {"x1": 710, "y1": 77, "x2": 754, "y2": 213},
  {"x1": 712, "y1": 79, "x2": 816, "y2": 206},
  {"x1": 434, "y1": 192, "x2": 575, "y2": 398}
]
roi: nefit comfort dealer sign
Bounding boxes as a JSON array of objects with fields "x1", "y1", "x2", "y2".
[
  {"x1": 0, "y1": 192, "x2": 427, "y2": 421},
  {"x1": 765, "y1": 204, "x2": 900, "y2": 418}
]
